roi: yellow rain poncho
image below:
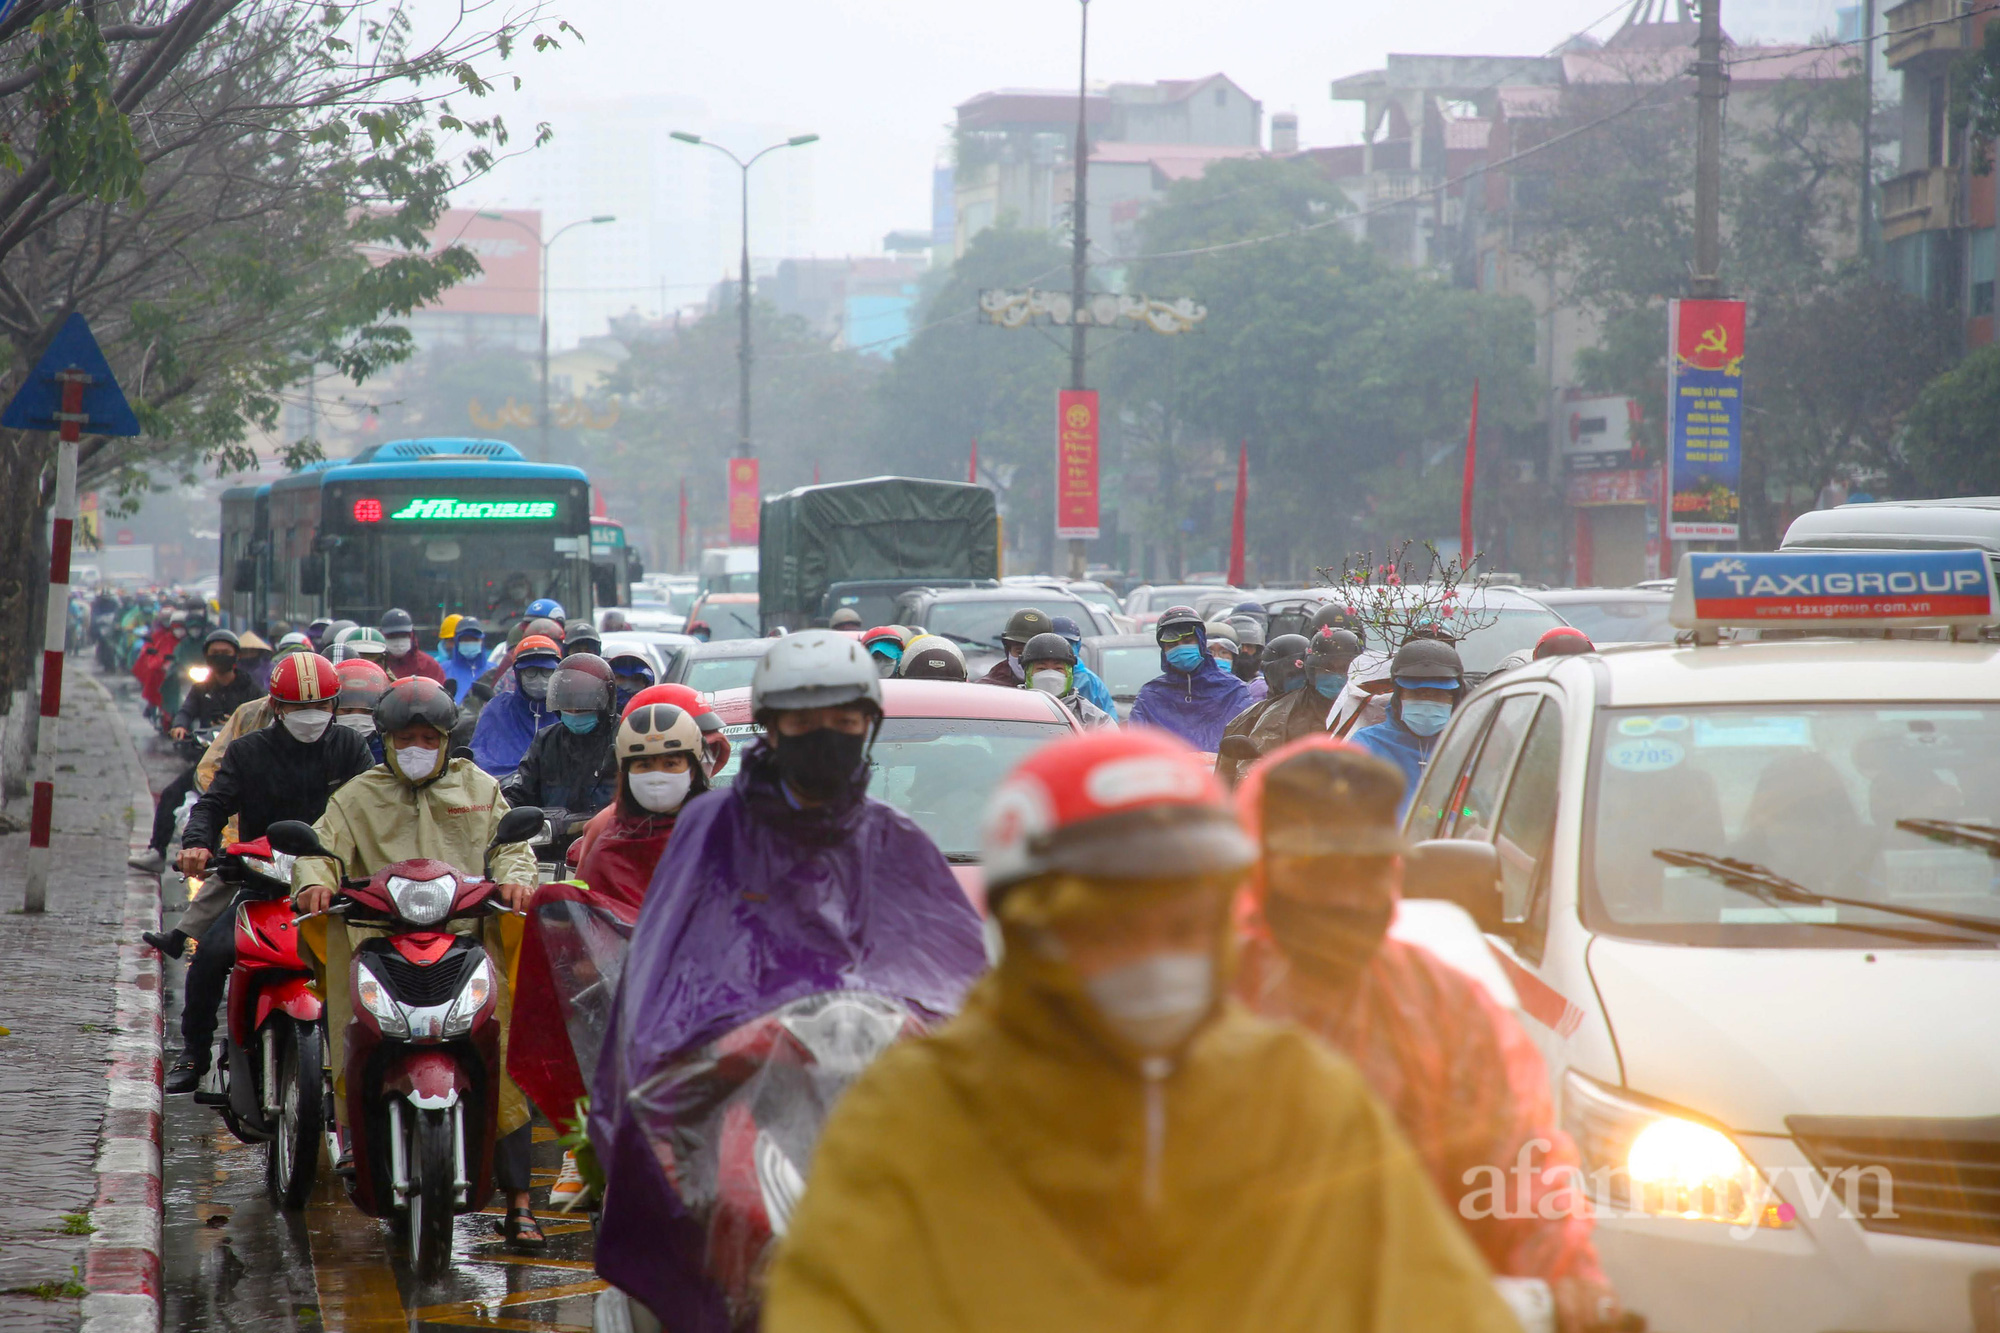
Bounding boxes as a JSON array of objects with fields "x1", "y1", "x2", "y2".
[{"x1": 765, "y1": 881, "x2": 1518, "y2": 1333}]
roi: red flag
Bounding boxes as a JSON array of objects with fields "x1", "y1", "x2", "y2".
[
  {"x1": 969, "y1": 438, "x2": 979, "y2": 485},
  {"x1": 1460, "y1": 379, "x2": 1480, "y2": 569},
  {"x1": 1227, "y1": 440, "x2": 1248, "y2": 587},
  {"x1": 591, "y1": 488, "x2": 607, "y2": 518},
  {"x1": 677, "y1": 479, "x2": 688, "y2": 571}
]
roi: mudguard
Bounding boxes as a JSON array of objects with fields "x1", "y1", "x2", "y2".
[
  {"x1": 382, "y1": 1047, "x2": 469, "y2": 1110},
  {"x1": 255, "y1": 974, "x2": 323, "y2": 1028}
]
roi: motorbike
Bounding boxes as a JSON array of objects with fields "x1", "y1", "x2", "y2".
[
  {"x1": 266, "y1": 805, "x2": 544, "y2": 1280},
  {"x1": 190, "y1": 838, "x2": 325, "y2": 1208}
]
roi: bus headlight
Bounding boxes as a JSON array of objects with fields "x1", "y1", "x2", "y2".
[
  {"x1": 1561, "y1": 1071, "x2": 1790, "y2": 1228},
  {"x1": 355, "y1": 962, "x2": 409, "y2": 1039}
]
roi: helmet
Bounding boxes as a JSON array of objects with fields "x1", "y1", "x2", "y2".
[
  {"x1": 616, "y1": 700, "x2": 704, "y2": 763},
  {"x1": 374, "y1": 676, "x2": 459, "y2": 737},
  {"x1": 829, "y1": 607, "x2": 863, "y2": 629},
  {"x1": 982, "y1": 729, "x2": 1254, "y2": 895},
  {"x1": 335, "y1": 658, "x2": 391, "y2": 711},
  {"x1": 1019, "y1": 631, "x2": 1075, "y2": 668},
  {"x1": 1309, "y1": 627, "x2": 1363, "y2": 672},
  {"x1": 1260, "y1": 633, "x2": 1312, "y2": 695},
  {"x1": 1154, "y1": 606, "x2": 1204, "y2": 642},
  {"x1": 1309, "y1": 604, "x2": 1367, "y2": 645},
  {"x1": 168, "y1": 609, "x2": 187, "y2": 626},
  {"x1": 307, "y1": 617, "x2": 332, "y2": 642},
  {"x1": 525, "y1": 597, "x2": 566, "y2": 621},
  {"x1": 335, "y1": 626, "x2": 389, "y2": 659},
  {"x1": 1049, "y1": 615, "x2": 1086, "y2": 647},
  {"x1": 685, "y1": 619, "x2": 712, "y2": 639},
  {"x1": 1002, "y1": 607, "x2": 1054, "y2": 647},
  {"x1": 1390, "y1": 637, "x2": 1465, "y2": 687},
  {"x1": 1534, "y1": 626, "x2": 1595, "y2": 659},
  {"x1": 1230, "y1": 600, "x2": 1266, "y2": 619},
  {"x1": 379, "y1": 607, "x2": 415, "y2": 634},
  {"x1": 750, "y1": 628, "x2": 882, "y2": 715},
  {"x1": 453, "y1": 616, "x2": 485, "y2": 640},
  {"x1": 525, "y1": 616, "x2": 566, "y2": 644},
  {"x1": 899, "y1": 635, "x2": 968, "y2": 681},
  {"x1": 439, "y1": 613, "x2": 463, "y2": 641},
  {"x1": 274, "y1": 632, "x2": 312, "y2": 659},
  {"x1": 320, "y1": 619, "x2": 357, "y2": 650},
  {"x1": 203, "y1": 628, "x2": 241, "y2": 651},
  {"x1": 548, "y1": 653, "x2": 615, "y2": 714},
  {"x1": 512, "y1": 634, "x2": 563, "y2": 668},
  {"x1": 861, "y1": 625, "x2": 908, "y2": 650},
  {"x1": 622, "y1": 682, "x2": 723, "y2": 733},
  {"x1": 268, "y1": 652, "x2": 340, "y2": 704},
  {"x1": 563, "y1": 618, "x2": 602, "y2": 652},
  {"x1": 1204, "y1": 620, "x2": 1239, "y2": 648},
  {"x1": 1226, "y1": 614, "x2": 1266, "y2": 649},
  {"x1": 607, "y1": 650, "x2": 656, "y2": 682}
]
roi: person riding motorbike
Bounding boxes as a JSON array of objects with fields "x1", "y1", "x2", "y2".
[
  {"x1": 442, "y1": 616, "x2": 487, "y2": 702},
  {"x1": 764, "y1": 727, "x2": 1518, "y2": 1333},
  {"x1": 828, "y1": 606, "x2": 864, "y2": 630},
  {"x1": 290, "y1": 677, "x2": 546, "y2": 1245},
  {"x1": 1019, "y1": 631, "x2": 1116, "y2": 728},
  {"x1": 328, "y1": 625, "x2": 389, "y2": 664},
  {"x1": 334, "y1": 658, "x2": 391, "y2": 764},
  {"x1": 1050, "y1": 615, "x2": 1119, "y2": 717},
  {"x1": 1349, "y1": 638, "x2": 1465, "y2": 816},
  {"x1": 1128, "y1": 606, "x2": 1251, "y2": 752},
  {"x1": 897, "y1": 634, "x2": 968, "y2": 682},
  {"x1": 132, "y1": 630, "x2": 267, "y2": 874},
  {"x1": 1216, "y1": 628, "x2": 1361, "y2": 786},
  {"x1": 1204, "y1": 620, "x2": 1241, "y2": 676},
  {"x1": 861, "y1": 625, "x2": 908, "y2": 677},
  {"x1": 236, "y1": 631, "x2": 274, "y2": 691},
  {"x1": 591, "y1": 629, "x2": 988, "y2": 1331},
  {"x1": 620, "y1": 682, "x2": 733, "y2": 778},
  {"x1": 162, "y1": 653, "x2": 373, "y2": 1094},
  {"x1": 380, "y1": 607, "x2": 446, "y2": 684},
  {"x1": 158, "y1": 605, "x2": 216, "y2": 723},
  {"x1": 606, "y1": 649, "x2": 656, "y2": 712},
  {"x1": 976, "y1": 607, "x2": 1055, "y2": 687},
  {"x1": 1226, "y1": 613, "x2": 1268, "y2": 699},
  {"x1": 470, "y1": 633, "x2": 564, "y2": 776},
  {"x1": 500, "y1": 653, "x2": 620, "y2": 855},
  {"x1": 684, "y1": 618, "x2": 713, "y2": 644},
  {"x1": 1233, "y1": 737, "x2": 1624, "y2": 1333}
]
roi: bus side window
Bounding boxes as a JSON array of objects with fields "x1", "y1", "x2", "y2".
[
  {"x1": 1493, "y1": 699, "x2": 1565, "y2": 964},
  {"x1": 1407, "y1": 693, "x2": 1500, "y2": 839}
]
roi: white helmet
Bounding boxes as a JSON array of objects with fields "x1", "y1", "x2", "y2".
[{"x1": 750, "y1": 628, "x2": 883, "y2": 716}]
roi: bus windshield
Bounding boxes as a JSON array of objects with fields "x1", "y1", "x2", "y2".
[{"x1": 330, "y1": 528, "x2": 590, "y2": 630}]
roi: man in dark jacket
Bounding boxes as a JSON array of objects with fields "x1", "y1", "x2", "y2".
[
  {"x1": 974, "y1": 608, "x2": 1054, "y2": 687},
  {"x1": 1217, "y1": 628, "x2": 1362, "y2": 786},
  {"x1": 163, "y1": 652, "x2": 373, "y2": 1093},
  {"x1": 380, "y1": 607, "x2": 447, "y2": 684},
  {"x1": 501, "y1": 653, "x2": 620, "y2": 856},
  {"x1": 133, "y1": 630, "x2": 268, "y2": 874}
]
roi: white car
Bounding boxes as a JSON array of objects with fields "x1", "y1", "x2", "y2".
[{"x1": 1401, "y1": 548, "x2": 2000, "y2": 1333}]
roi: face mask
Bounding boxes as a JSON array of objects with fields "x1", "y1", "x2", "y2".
[
  {"x1": 206, "y1": 655, "x2": 236, "y2": 675},
  {"x1": 517, "y1": 667, "x2": 554, "y2": 701},
  {"x1": 385, "y1": 635, "x2": 412, "y2": 656},
  {"x1": 1004, "y1": 654, "x2": 1025, "y2": 680},
  {"x1": 628, "y1": 769, "x2": 692, "y2": 813},
  {"x1": 1212, "y1": 652, "x2": 1235, "y2": 673},
  {"x1": 1263, "y1": 892, "x2": 1393, "y2": 988},
  {"x1": 1233, "y1": 652, "x2": 1261, "y2": 681},
  {"x1": 1083, "y1": 952, "x2": 1214, "y2": 1052},
  {"x1": 458, "y1": 640, "x2": 484, "y2": 660},
  {"x1": 1312, "y1": 672, "x2": 1348, "y2": 701},
  {"x1": 280, "y1": 707, "x2": 333, "y2": 743},
  {"x1": 1400, "y1": 699, "x2": 1453, "y2": 736},
  {"x1": 561, "y1": 711, "x2": 599, "y2": 735},
  {"x1": 395, "y1": 741, "x2": 441, "y2": 781},
  {"x1": 335, "y1": 713, "x2": 376, "y2": 736},
  {"x1": 874, "y1": 655, "x2": 898, "y2": 679},
  {"x1": 771, "y1": 727, "x2": 870, "y2": 803},
  {"x1": 1164, "y1": 643, "x2": 1203, "y2": 673},
  {"x1": 1029, "y1": 669, "x2": 1068, "y2": 696}
]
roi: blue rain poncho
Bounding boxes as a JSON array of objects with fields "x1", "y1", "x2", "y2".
[{"x1": 1128, "y1": 621, "x2": 1252, "y2": 751}]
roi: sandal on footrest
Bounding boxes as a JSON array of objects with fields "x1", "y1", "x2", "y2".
[{"x1": 494, "y1": 1207, "x2": 546, "y2": 1248}]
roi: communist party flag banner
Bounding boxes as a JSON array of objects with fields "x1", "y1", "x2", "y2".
[
  {"x1": 727, "y1": 457, "x2": 760, "y2": 545},
  {"x1": 1056, "y1": 389, "x2": 1100, "y2": 540},
  {"x1": 1666, "y1": 298, "x2": 1745, "y2": 541}
]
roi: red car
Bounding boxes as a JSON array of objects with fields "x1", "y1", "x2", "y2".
[{"x1": 707, "y1": 678, "x2": 1081, "y2": 909}]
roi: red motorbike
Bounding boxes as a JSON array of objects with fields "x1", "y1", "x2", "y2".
[
  {"x1": 190, "y1": 837, "x2": 325, "y2": 1209},
  {"x1": 267, "y1": 806, "x2": 542, "y2": 1279}
]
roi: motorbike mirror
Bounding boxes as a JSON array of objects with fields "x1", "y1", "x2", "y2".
[
  {"x1": 1403, "y1": 838, "x2": 1505, "y2": 934},
  {"x1": 265, "y1": 820, "x2": 328, "y2": 859},
  {"x1": 486, "y1": 806, "x2": 544, "y2": 882},
  {"x1": 1217, "y1": 735, "x2": 1260, "y2": 762}
]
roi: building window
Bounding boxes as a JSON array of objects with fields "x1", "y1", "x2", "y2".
[{"x1": 1974, "y1": 228, "x2": 1996, "y2": 317}]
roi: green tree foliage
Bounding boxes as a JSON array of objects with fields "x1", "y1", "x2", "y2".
[{"x1": 1902, "y1": 344, "x2": 2000, "y2": 495}]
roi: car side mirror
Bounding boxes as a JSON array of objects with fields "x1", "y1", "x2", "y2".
[
  {"x1": 1404, "y1": 838, "x2": 1505, "y2": 934},
  {"x1": 1218, "y1": 735, "x2": 1260, "y2": 762}
]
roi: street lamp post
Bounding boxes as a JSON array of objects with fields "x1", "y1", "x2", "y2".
[
  {"x1": 669, "y1": 131, "x2": 819, "y2": 459},
  {"x1": 478, "y1": 210, "x2": 616, "y2": 456},
  {"x1": 1068, "y1": 0, "x2": 1092, "y2": 580}
]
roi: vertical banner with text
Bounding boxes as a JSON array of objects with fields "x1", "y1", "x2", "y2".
[
  {"x1": 1666, "y1": 298, "x2": 1745, "y2": 541},
  {"x1": 1056, "y1": 389, "x2": 1100, "y2": 540},
  {"x1": 727, "y1": 457, "x2": 760, "y2": 545}
]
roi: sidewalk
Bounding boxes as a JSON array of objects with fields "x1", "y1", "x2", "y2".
[{"x1": 0, "y1": 672, "x2": 160, "y2": 1333}]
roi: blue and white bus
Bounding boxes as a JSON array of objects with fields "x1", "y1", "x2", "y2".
[{"x1": 220, "y1": 438, "x2": 596, "y2": 637}]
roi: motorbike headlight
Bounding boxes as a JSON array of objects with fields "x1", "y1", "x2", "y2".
[
  {"x1": 441, "y1": 957, "x2": 494, "y2": 1038},
  {"x1": 385, "y1": 873, "x2": 456, "y2": 926},
  {"x1": 1562, "y1": 1071, "x2": 1791, "y2": 1229},
  {"x1": 355, "y1": 962, "x2": 409, "y2": 1039},
  {"x1": 187, "y1": 665, "x2": 212, "y2": 684}
]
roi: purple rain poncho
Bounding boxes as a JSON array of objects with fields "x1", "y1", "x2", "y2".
[
  {"x1": 590, "y1": 740, "x2": 987, "y2": 1331},
  {"x1": 1128, "y1": 619, "x2": 1254, "y2": 752}
]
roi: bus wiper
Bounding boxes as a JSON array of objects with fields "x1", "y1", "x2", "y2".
[{"x1": 1652, "y1": 848, "x2": 2000, "y2": 938}]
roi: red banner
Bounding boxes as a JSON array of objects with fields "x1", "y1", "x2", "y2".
[
  {"x1": 727, "y1": 457, "x2": 760, "y2": 545},
  {"x1": 1056, "y1": 390, "x2": 1099, "y2": 540}
]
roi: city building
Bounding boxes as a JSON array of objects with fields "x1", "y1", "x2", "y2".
[{"x1": 764, "y1": 254, "x2": 928, "y2": 357}]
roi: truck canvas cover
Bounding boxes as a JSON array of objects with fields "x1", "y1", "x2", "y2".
[{"x1": 759, "y1": 477, "x2": 998, "y2": 629}]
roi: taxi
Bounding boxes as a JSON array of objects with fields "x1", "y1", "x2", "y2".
[{"x1": 1403, "y1": 549, "x2": 2000, "y2": 1333}]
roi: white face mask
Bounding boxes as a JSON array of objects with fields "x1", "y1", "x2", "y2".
[
  {"x1": 627, "y1": 768, "x2": 692, "y2": 813},
  {"x1": 385, "y1": 635, "x2": 412, "y2": 656},
  {"x1": 395, "y1": 742, "x2": 441, "y2": 781},
  {"x1": 280, "y1": 707, "x2": 333, "y2": 743},
  {"x1": 335, "y1": 712, "x2": 375, "y2": 736},
  {"x1": 1029, "y1": 669, "x2": 1067, "y2": 696},
  {"x1": 1084, "y1": 952, "x2": 1214, "y2": 1052}
]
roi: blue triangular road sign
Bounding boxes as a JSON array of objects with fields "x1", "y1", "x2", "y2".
[{"x1": 2, "y1": 312, "x2": 140, "y2": 436}]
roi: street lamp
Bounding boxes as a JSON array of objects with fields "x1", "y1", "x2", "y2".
[
  {"x1": 478, "y1": 210, "x2": 616, "y2": 456},
  {"x1": 669, "y1": 130, "x2": 819, "y2": 459}
]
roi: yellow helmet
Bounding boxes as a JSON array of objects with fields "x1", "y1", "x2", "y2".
[{"x1": 439, "y1": 612, "x2": 462, "y2": 641}]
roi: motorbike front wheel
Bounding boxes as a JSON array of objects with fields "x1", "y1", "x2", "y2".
[
  {"x1": 406, "y1": 1106, "x2": 457, "y2": 1281},
  {"x1": 265, "y1": 1020, "x2": 323, "y2": 1210}
]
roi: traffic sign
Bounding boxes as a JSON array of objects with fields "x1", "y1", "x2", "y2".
[{"x1": 2, "y1": 312, "x2": 140, "y2": 435}]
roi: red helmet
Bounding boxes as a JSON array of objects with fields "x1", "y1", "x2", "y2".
[
  {"x1": 268, "y1": 652, "x2": 340, "y2": 705},
  {"x1": 513, "y1": 634, "x2": 563, "y2": 667},
  {"x1": 982, "y1": 729, "x2": 1254, "y2": 894},
  {"x1": 861, "y1": 625, "x2": 909, "y2": 649},
  {"x1": 1534, "y1": 625, "x2": 1595, "y2": 659},
  {"x1": 621, "y1": 682, "x2": 721, "y2": 733},
  {"x1": 334, "y1": 658, "x2": 391, "y2": 710}
]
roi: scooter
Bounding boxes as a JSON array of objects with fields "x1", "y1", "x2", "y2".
[
  {"x1": 191, "y1": 838, "x2": 324, "y2": 1208},
  {"x1": 267, "y1": 806, "x2": 543, "y2": 1280}
]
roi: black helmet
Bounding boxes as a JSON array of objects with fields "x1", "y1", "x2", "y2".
[
  {"x1": 549, "y1": 652, "x2": 615, "y2": 713},
  {"x1": 900, "y1": 641, "x2": 968, "y2": 681},
  {"x1": 1154, "y1": 605, "x2": 1204, "y2": 642},
  {"x1": 379, "y1": 607, "x2": 415, "y2": 634},
  {"x1": 373, "y1": 676, "x2": 459, "y2": 736},
  {"x1": 1261, "y1": 633, "x2": 1312, "y2": 695},
  {"x1": 202, "y1": 628, "x2": 240, "y2": 651},
  {"x1": 1308, "y1": 627, "x2": 1362, "y2": 673},
  {"x1": 1226, "y1": 614, "x2": 1267, "y2": 649},
  {"x1": 1390, "y1": 636, "x2": 1464, "y2": 686},
  {"x1": 564, "y1": 617, "x2": 601, "y2": 650},
  {"x1": 1310, "y1": 603, "x2": 1367, "y2": 646},
  {"x1": 1002, "y1": 607, "x2": 1054, "y2": 646},
  {"x1": 1020, "y1": 632, "x2": 1075, "y2": 668}
]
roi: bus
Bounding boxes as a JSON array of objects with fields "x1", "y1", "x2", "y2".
[
  {"x1": 221, "y1": 438, "x2": 596, "y2": 638},
  {"x1": 590, "y1": 517, "x2": 645, "y2": 609}
]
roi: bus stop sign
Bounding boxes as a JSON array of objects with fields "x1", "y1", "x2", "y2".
[{"x1": 2, "y1": 312, "x2": 140, "y2": 435}]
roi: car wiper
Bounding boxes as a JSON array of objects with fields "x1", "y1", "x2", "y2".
[
  {"x1": 931, "y1": 631, "x2": 981, "y2": 646},
  {"x1": 1652, "y1": 848, "x2": 2000, "y2": 938},
  {"x1": 942, "y1": 852, "x2": 981, "y2": 864},
  {"x1": 1896, "y1": 818, "x2": 2000, "y2": 855}
]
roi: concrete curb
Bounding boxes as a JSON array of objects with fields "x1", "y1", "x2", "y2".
[{"x1": 80, "y1": 675, "x2": 163, "y2": 1333}]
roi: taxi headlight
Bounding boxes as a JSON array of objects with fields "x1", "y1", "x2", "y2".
[
  {"x1": 385, "y1": 873, "x2": 455, "y2": 926},
  {"x1": 1561, "y1": 1071, "x2": 1790, "y2": 1229},
  {"x1": 441, "y1": 957, "x2": 493, "y2": 1038},
  {"x1": 355, "y1": 962, "x2": 409, "y2": 1039}
]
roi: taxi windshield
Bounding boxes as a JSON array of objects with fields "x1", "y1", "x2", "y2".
[{"x1": 1585, "y1": 704, "x2": 2000, "y2": 947}]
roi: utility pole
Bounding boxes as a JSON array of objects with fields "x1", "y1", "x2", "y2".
[
  {"x1": 1692, "y1": 0, "x2": 1726, "y2": 298},
  {"x1": 1067, "y1": 0, "x2": 1092, "y2": 580},
  {"x1": 1860, "y1": 0, "x2": 1876, "y2": 261}
]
